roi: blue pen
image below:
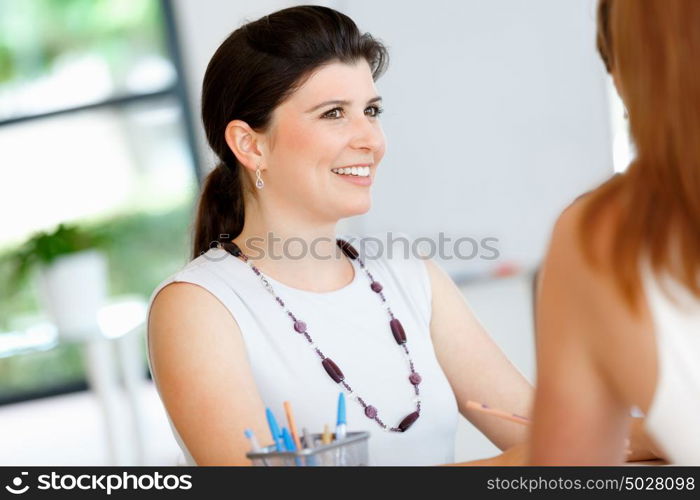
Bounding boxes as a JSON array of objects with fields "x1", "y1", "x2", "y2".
[
  {"x1": 335, "y1": 392, "x2": 348, "y2": 465},
  {"x1": 265, "y1": 408, "x2": 284, "y2": 452},
  {"x1": 335, "y1": 392, "x2": 347, "y2": 440},
  {"x1": 281, "y1": 427, "x2": 303, "y2": 466},
  {"x1": 281, "y1": 427, "x2": 296, "y2": 451}
]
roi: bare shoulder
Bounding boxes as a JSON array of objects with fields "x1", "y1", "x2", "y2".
[
  {"x1": 148, "y1": 281, "x2": 244, "y2": 367},
  {"x1": 422, "y1": 256, "x2": 451, "y2": 289},
  {"x1": 147, "y1": 281, "x2": 269, "y2": 465},
  {"x1": 421, "y1": 255, "x2": 479, "y2": 334},
  {"x1": 541, "y1": 191, "x2": 625, "y2": 305},
  {"x1": 539, "y1": 193, "x2": 656, "y2": 409},
  {"x1": 547, "y1": 192, "x2": 617, "y2": 268},
  {"x1": 149, "y1": 280, "x2": 238, "y2": 339}
]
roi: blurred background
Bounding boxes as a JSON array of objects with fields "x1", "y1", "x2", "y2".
[{"x1": 0, "y1": 0, "x2": 631, "y2": 465}]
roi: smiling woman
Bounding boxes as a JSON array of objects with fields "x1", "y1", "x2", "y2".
[{"x1": 146, "y1": 5, "x2": 534, "y2": 466}]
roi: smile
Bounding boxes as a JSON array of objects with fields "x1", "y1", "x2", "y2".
[{"x1": 331, "y1": 166, "x2": 371, "y2": 177}]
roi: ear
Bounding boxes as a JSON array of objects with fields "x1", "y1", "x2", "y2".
[{"x1": 224, "y1": 120, "x2": 265, "y2": 171}]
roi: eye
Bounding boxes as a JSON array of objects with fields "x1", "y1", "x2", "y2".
[
  {"x1": 321, "y1": 107, "x2": 343, "y2": 119},
  {"x1": 365, "y1": 105, "x2": 384, "y2": 118}
]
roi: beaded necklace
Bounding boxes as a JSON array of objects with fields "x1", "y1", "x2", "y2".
[{"x1": 220, "y1": 238, "x2": 421, "y2": 433}]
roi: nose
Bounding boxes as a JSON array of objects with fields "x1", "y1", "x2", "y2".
[{"x1": 349, "y1": 114, "x2": 384, "y2": 153}]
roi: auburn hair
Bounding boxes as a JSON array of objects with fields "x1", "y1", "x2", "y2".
[{"x1": 581, "y1": 0, "x2": 700, "y2": 310}]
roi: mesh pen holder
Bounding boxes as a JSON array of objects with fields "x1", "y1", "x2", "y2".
[{"x1": 246, "y1": 431, "x2": 369, "y2": 466}]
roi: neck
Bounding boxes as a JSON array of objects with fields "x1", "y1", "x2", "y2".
[{"x1": 231, "y1": 206, "x2": 354, "y2": 293}]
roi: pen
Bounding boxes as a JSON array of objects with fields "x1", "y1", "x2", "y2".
[
  {"x1": 467, "y1": 400, "x2": 632, "y2": 456},
  {"x1": 266, "y1": 408, "x2": 284, "y2": 451},
  {"x1": 244, "y1": 429, "x2": 269, "y2": 466},
  {"x1": 244, "y1": 428, "x2": 262, "y2": 452},
  {"x1": 281, "y1": 427, "x2": 296, "y2": 452},
  {"x1": 281, "y1": 427, "x2": 303, "y2": 466},
  {"x1": 335, "y1": 392, "x2": 348, "y2": 466},
  {"x1": 302, "y1": 427, "x2": 315, "y2": 449},
  {"x1": 335, "y1": 392, "x2": 347, "y2": 441},
  {"x1": 322, "y1": 424, "x2": 333, "y2": 444},
  {"x1": 301, "y1": 427, "x2": 318, "y2": 466},
  {"x1": 283, "y1": 400, "x2": 303, "y2": 451},
  {"x1": 466, "y1": 400, "x2": 530, "y2": 425}
]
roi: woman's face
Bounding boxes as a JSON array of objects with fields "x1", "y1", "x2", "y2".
[{"x1": 261, "y1": 60, "x2": 386, "y2": 221}]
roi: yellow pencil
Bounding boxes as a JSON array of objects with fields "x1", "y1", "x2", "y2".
[
  {"x1": 322, "y1": 424, "x2": 333, "y2": 444},
  {"x1": 283, "y1": 401, "x2": 303, "y2": 451},
  {"x1": 466, "y1": 400, "x2": 530, "y2": 425}
]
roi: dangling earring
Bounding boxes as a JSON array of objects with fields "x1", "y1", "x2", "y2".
[{"x1": 255, "y1": 166, "x2": 264, "y2": 189}]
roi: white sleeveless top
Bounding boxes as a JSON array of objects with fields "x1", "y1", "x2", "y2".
[
  {"x1": 146, "y1": 233, "x2": 459, "y2": 466},
  {"x1": 642, "y1": 265, "x2": 700, "y2": 465}
]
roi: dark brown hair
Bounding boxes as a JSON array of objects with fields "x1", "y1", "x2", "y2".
[
  {"x1": 192, "y1": 5, "x2": 388, "y2": 259},
  {"x1": 581, "y1": 0, "x2": 700, "y2": 310}
]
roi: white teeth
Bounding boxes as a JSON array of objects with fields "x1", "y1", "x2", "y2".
[{"x1": 332, "y1": 166, "x2": 370, "y2": 177}]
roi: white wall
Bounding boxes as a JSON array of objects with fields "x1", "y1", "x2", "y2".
[{"x1": 341, "y1": 0, "x2": 613, "y2": 275}]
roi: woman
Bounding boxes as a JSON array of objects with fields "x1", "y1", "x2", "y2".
[
  {"x1": 531, "y1": 0, "x2": 700, "y2": 464},
  {"x1": 147, "y1": 5, "x2": 532, "y2": 466}
]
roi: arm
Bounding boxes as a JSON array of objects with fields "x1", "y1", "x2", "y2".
[
  {"x1": 148, "y1": 282, "x2": 271, "y2": 465},
  {"x1": 529, "y1": 205, "x2": 633, "y2": 465},
  {"x1": 424, "y1": 257, "x2": 533, "y2": 464}
]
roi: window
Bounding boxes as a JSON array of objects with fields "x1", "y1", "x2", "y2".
[{"x1": 0, "y1": 0, "x2": 200, "y2": 404}]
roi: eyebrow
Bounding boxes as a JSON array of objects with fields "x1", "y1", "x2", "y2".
[{"x1": 305, "y1": 96, "x2": 383, "y2": 113}]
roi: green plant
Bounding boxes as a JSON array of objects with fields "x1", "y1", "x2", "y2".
[{"x1": 4, "y1": 222, "x2": 112, "y2": 293}]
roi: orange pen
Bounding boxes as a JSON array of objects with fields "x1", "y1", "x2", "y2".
[
  {"x1": 466, "y1": 400, "x2": 531, "y2": 425},
  {"x1": 283, "y1": 401, "x2": 303, "y2": 451}
]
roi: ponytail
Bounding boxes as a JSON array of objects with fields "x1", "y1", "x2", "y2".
[{"x1": 191, "y1": 163, "x2": 245, "y2": 259}]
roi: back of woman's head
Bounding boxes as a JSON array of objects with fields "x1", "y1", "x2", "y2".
[
  {"x1": 583, "y1": 0, "x2": 700, "y2": 309},
  {"x1": 191, "y1": 5, "x2": 388, "y2": 259}
]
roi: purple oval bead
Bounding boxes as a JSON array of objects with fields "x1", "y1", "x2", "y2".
[
  {"x1": 365, "y1": 405, "x2": 378, "y2": 419},
  {"x1": 390, "y1": 318, "x2": 407, "y2": 344},
  {"x1": 409, "y1": 372, "x2": 422, "y2": 385},
  {"x1": 370, "y1": 281, "x2": 383, "y2": 293},
  {"x1": 322, "y1": 358, "x2": 345, "y2": 383},
  {"x1": 398, "y1": 411, "x2": 420, "y2": 432},
  {"x1": 293, "y1": 320, "x2": 306, "y2": 333},
  {"x1": 336, "y1": 239, "x2": 359, "y2": 260}
]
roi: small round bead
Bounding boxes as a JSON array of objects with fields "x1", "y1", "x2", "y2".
[
  {"x1": 370, "y1": 281, "x2": 383, "y2": 293},
  {"x1": 293, "y1": 320, "x2": 307, "y2": 333},
  {"x1": 409, "y1": 372, "x2": 422, "y2": 385},
  {"x1": 365, "y1": 405, "x2": 378, "y2": 419}
]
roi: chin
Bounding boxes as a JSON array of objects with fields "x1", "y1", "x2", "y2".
[{"x1": 338, "y1": 198, "x2": 372, "y2": 218}]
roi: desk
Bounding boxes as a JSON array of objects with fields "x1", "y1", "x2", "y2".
[
  {"x1": 627, "y1": 459, "x2": 667, "y2": 466},
  {"x1": 0, "y1": 296, "x2": 148, "y2": 465}
]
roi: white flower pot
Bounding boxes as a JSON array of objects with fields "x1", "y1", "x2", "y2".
[{"x1": 36, "y1": 249, "x2": 109, "y2": 342}]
